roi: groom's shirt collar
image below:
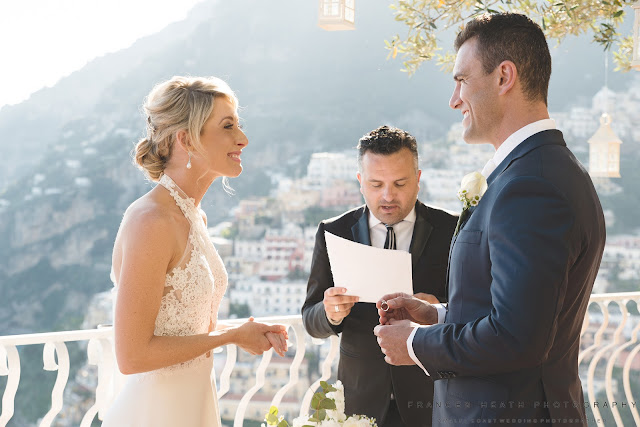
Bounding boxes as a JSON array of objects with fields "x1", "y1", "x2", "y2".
[{"x1": 492, "y1": 118, "x2": 557, "y2": 168}]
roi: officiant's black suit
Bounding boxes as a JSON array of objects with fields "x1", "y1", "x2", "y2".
[{"x1": 302, "y1": 201, "x2": 456, "y2": 426}]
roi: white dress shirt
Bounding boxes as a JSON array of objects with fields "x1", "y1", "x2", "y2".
[
  {"x1": 407, "y1": 118, "x2": 558, "y2": 376},
  {"x1": 481, "y1": 119, "x2": 557, "y2": 178},
  {"x1": 368, "y1": 207, "x2": 416, "y2": 251}
]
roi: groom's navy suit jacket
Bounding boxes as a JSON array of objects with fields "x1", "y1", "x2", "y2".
[
  {"x1": 302, "y1": 201, "x2": 457, "y2": 426},
  {"x1": 413, "y1": 130, "x2": 605, "y2": 426}
]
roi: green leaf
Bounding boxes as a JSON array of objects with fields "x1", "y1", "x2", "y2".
[
  {"x1": 311, "y1": 392, "x2": 326, "y2": 408},
  {"x1": 322, "y1": 382, "x2": 337, "y2": 393},
  {"x1": 613, "y1": 10, "x2": 624, "y2": 18},
  {"x1": 320, "y1": 398, "x2": 337, "y2": 410},
  {"x1": 266, "y1": 413, "x2": 279, "y2": 425},
  {"x1": 317, "y1": 409, "x2": 327, "y2": 420},
  {"x1": 277, "y1": 420, "x2": 290, "y2": 427},
  {"x1": 319, "y1": 381, "x2": 336, "y2": 392}
]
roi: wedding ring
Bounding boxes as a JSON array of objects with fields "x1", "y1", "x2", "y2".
[
  {"x1": 334, "y1": 305, "x2": 340, "y2": 313},
  {"x1": 380, "y1": 300, "x2": 389, "y2": 312}
]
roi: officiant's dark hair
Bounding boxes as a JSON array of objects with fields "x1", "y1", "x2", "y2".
[
  {"x1": 454, "y1": 12, "x2": 551, "y2": 105},
  {"x1": 357, "y1": 125, "x2": 419, "y2": 172}
]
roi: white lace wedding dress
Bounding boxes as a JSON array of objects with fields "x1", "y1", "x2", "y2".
[{"x1": 102, "y1": 174, "x2": 228, "y2": 426}]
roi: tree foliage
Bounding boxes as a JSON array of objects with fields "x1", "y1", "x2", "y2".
[{"x1": 387, "y1": 0, "x2": 637, "y2": 75}]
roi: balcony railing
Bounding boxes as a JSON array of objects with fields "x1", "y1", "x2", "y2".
[{"x1": 0, "y1": 293, "x2": 639, "y2": 427}]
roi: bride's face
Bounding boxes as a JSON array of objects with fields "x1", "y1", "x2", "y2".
[{"x1": 198, "y1": 97, "x2": 248, "y2": 178}]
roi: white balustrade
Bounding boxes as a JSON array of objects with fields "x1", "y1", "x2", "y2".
[
  {"x1": 0, "y1": 328, "x2": 114, "y2": 427},
  {"x1": 0, "y1": 294, "x2": 637, "y2": 426},
  {"x1": 580, "y1": 292, "x2": 640, "y2": 426}
]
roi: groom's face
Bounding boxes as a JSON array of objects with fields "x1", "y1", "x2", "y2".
[
  {"x1": 357, "y1": 147, "x2": 421, "y2": 226},
  {"x1": 449, "y1": 37, "x2": 501, "y2": 145}
]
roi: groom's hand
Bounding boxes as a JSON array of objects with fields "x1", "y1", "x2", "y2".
[
  {"x1": 373, "y1": 319, "x2": 415, "y2": 366},
  {"x1": 377, "y1": 292, "x2": 438, "y2": 326}
]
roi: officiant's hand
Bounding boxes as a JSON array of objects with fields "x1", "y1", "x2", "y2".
[
  {"x1": 377, "y1": 292, "x2": 438, "y2": 326},
  {"x1": 374, "y1": 319, "x2": 415, "y2": 366},
  {"x1": 323, "y1": 287, "x2": 359, "y2": 324}
]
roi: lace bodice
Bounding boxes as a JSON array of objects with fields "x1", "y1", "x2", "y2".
[{"x1": 113, "y1": 174, "x2": 228, "y2": 374}]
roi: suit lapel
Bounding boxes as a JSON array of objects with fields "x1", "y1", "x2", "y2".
[
  {"x1": 351, "y1": 203, "x2": 433, "y2": 256},
  {"x1": 351, "y1": 206, "x2": 371, "y2": 245},
  {"x1": 487, "y1": 129, "x2": 566, "y2": 186},
  {"x1": 410, "y1": 202, "x2": 433, "y2": 268}
]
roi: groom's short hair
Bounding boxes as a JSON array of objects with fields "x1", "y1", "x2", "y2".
[
  {"x1": 357, "y1": 125, "x2": 419, "y2": 172},
  {"x1": 454, "y1": 12, "x2": 551, "y2": 106}
]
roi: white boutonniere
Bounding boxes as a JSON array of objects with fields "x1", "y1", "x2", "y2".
[{"x1": 454, "y1": 171, "x2": 487, "y2": 235}]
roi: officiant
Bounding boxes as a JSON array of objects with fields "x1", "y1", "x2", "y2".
[{"x1": 301, "y1": 125, "x2": 456, "y2": 426}]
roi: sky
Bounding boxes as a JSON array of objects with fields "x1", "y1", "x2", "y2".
[{"x1": 0, "y1": 0, "x2": 205, "y2": 109}]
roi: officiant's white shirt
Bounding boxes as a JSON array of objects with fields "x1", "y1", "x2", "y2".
[
  {"x1": 407, "y1": 118, "x2": 557, "y2": 376},
  {"x1": 368, "y1": 207, "x2": 416, "y2": 251}
]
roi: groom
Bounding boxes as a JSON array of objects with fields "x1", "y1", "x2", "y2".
[{"x1": 374, "y1": 13, "x2": 606, "y2": 426}]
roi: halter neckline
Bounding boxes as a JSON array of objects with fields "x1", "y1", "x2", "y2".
[{"x1": 158, "y1": 173, "x2": 199, "y2": 210}]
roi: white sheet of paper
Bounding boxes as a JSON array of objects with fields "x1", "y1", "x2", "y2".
[{"x1": 324, "y1": 231, "x2": 413, "y2": 303}]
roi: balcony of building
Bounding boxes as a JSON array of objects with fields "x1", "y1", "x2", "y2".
[{"x1": 1, "y1": 292, "x2": 639, "y2": 427}]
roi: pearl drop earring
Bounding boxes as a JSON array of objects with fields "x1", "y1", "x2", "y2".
[{"x1": 186, "y1": 151, "x2": 192, "y2": 169}]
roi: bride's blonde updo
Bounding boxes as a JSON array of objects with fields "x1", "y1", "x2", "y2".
[{"x1": 134, "y1": 76, "x2": 238, "y2": 181}]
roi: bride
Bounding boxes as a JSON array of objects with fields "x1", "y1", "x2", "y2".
[{"x1": 102, "y1": 76, "x2": 288, "y2": 426}]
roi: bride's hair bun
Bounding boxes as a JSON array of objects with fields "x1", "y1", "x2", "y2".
[
  {"x1": 134, "y1": 136, "x2": 170, "y2": 181},
  {"x1": 133, "y1": 76, "x2": 238, "y2": 181}
]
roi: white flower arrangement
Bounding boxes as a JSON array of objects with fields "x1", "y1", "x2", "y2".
[
  {"x1": 457, "y1": 171, "x2": 488, "y2": 210},
  {"x1": 454, "y1": 171, "x2": 488, "y2": 235},
  {"x1": 264, "y1": 381, "x2": 377, "y2": 427}
]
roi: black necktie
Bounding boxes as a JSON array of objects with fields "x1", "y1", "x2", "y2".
[{"x1": 383, "y1": 224, "x2": 396, "y2": 250}]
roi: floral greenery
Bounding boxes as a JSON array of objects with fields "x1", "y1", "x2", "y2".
[
  {"x1": 457, "y1": 188, "x2": 481, "y2": 209},
  {"x1": 264, "y1": 381, "x2": 377, "y2": 427},
  {"x1": 386, "y1": 0, "x2": 637, "y2": 75}
]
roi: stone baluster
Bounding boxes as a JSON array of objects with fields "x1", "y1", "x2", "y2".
[
  {"x1": 299, "y1": 334, "x2": 339, "y2": 417},
  {"x1": 270, "y1": 322, "x2": 305, "y2": 409},
  {"x1": 0, "y1": 344, "x2": 20, "y2": 427}
]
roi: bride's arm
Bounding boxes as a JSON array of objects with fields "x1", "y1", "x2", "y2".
[{"x1": 113, "y1": 209, "x2": 285, "y2": 375}]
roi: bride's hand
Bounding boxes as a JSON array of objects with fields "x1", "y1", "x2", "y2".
[
  {"x1": 265, "y1": 330, "x2": 288, "y2": 357},
  {"x1": 233, "y1": 317, "x2": 287, "y2": 355}
]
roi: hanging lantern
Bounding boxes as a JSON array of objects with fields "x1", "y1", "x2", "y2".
[
  {"x1": 588, "y1": 113, "x2": 622, "y2": 178},
  {"x1": 634, "y1": 2, "x2": 640, "y2": 70},
  {"x1": 318, "y1": 0, "x2": 355, "y2": 31}
]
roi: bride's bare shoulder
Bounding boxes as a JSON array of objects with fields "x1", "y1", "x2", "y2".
[{"x1": 119, "y1": 188, "x2": 179, "y2": 238}]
